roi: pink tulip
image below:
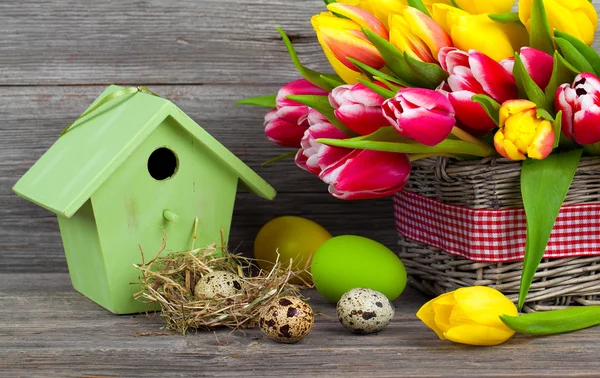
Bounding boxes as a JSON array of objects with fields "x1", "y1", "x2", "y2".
[
  {"x1": 295, "y1": 110, "x2": 348, "y2": 174},
  {"x1": 329, "y1": 83, "x2": 390, "y2": 135},
  {"x1": 264, "y1": 109, "x2": 309, "y2": 148},
  {"x1": 318, "y1": 149, "x2": 412, "y2": 200},
  {"x1": 382, "y1": 88, "x2": 456, "y2": 146},
  {"x1": 500, "y1": 47, "x2": 554, "y2": 90},
  {"x1": 555, "y1": 72, "x2": 600, "y2": 145},
  {"x1": 438, "y1": 47, "x2": 518, "y2": 135},
  {"x1": 265, "y1": 79, "x2": 329, "y2": 147}
]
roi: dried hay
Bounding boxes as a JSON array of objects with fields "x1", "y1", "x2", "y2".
[{"x1": 134, "y1": 229, "x2": 307, "y2": 335}]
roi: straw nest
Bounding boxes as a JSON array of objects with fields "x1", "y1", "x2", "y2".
[{"x1": 134, "y1": 235, "x2": 306, "y2": 335}]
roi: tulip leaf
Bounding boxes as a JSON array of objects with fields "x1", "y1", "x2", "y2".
[
  {"x1": 320, "y1": 74, "x2": 345, "y2": 89},
  {"x1": 286, "y1": 94, "x2": 357, "y2": 136},
  {"x1": 235, "y1": 94, "x2": 277, "y2": 108},
  {"x1": 488, "y1": 12, "x2": 521, "y2": 24},
  {"x1": 407, "y1": 0, "x2": 431, "y2": 17},
  {"x1": 373, "y1": 77, "x2": 401, "y2": 93},
  {"x1": 362, "y1": 28, "x2": 420, "y2": 87},
  {"x1": 554, "y1": 37, "x2": 594, "y2": 74},
  {"x1": 317, "y1": 128, "x2": 495, "y2": 157},
  {"x1": 472, "y1": 94, "x2": 501, "y2": 126},
  {"x1": 262, "y1": 151, "x2": 297, "y2": 166},
  {"x1": 358, "y1": 79, "x2": 396, "y2": 99},
  {"x1": 276, "y1": 26, "x2": 343, "y2": 91},
  {"x1": 552, "y1": 111, "x2": 562, "y2": 148},
  {"x1": 500, "y1": 306, "x2": 600, "y2": 336},
  {"x1": 545, "y1": 51, "x2": 579, "y2": 105},
  {"x1": 536, "y1": 108, "x2": 554, "y2": 121},
  {"x1": 554, "y1": 30, "x2": 600, "y2": 76},
  {"x1": 514, "y1": 53, "x2": 552, "y2": 112},
  {"x1": 348, "y1": 58, "x2": 413, "y2": 87},
  {"x1": 529, "y1": 0, "x2": 554, "y2": 55},
  {"x1": 403, "y1": 53, "x2": 449, "y2": 89},
  {"x1": 518, "y1": 149, "x2": 582, "y2": 309}
]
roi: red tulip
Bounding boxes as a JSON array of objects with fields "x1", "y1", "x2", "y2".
[
  {"x1": 382, "y1": 88, "x2": 456, "y2": 146},
  {"x1": 318, "y1": 149, "x2": 412, "y2": 200},
  {"x1": 265, "y1": 79, "x2": 329, "y2": 147},
  {"x1": 329, "y1": 83, "x2": 390, "y2": 135},
  {"x1": 556, "y1": 72, "x2": 600, "y2": 145},
  {"x1": 500, "y1": 47, "x2": 554, "y2": 90},
  {"x1": 438, "y1": 47, "x2": 518, "y2": 135},
  {"x1": 295, "y1": 110, "x2": 348, "y2": 174}
]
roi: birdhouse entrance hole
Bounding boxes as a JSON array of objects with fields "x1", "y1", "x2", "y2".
[{"x1": 148, "y1": 147, "x2": 178, "y2": 180}]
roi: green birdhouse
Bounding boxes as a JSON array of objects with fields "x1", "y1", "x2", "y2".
[{"x1": 13, "y1": 85, "x2": 276, "y2": 314}]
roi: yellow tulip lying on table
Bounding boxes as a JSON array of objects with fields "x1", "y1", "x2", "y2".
[{"x1": 417, "y1": 287, "x2": 600, "y2": 346}]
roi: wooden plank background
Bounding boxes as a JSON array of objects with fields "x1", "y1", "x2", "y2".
[{"x1": 0, "y1": 0, "x2": 397, "y2": 272}]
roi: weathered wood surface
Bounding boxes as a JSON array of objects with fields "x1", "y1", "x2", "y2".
[
  {"x1": 2, "y1": 273, "x2": 600, "y2": 377},
  {"x1": 3, "y1": 0, "x2": 600, "y2": 375}
]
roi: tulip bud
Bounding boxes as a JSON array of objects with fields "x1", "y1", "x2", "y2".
[
  {"x1": 432, "y1": 4, "x2": 528, "y2": 61},
  {"x1": 519, "y1": 0, "x2": 598, "y2": 46},
  {"x1": 318, "y1": 149, "x2": 412, "y2": 200},
  {"x1": 500, "y1": 47, "x2": 554, "y2": 90},
  {"x1": 389, "y1": 7, "x2": 453, "y2": 63},
  {"x1": 417, "y1": 286, "x2": 518, "y2": 346},
  {"x1": 555, "y1": 73, "x2": 600, "y2": 145},
  {"x1": 265, "y1": 79, "x2": 329, "y2": 148},
  {"x1": 295, "y1": 110, "x2": 348, "y2": 174},
  {"x1": 382, "y1": 88, "x2": 456, "y2": 146},
  {"x1": 264, "y1": 109, "x2": 309, "y2": 148},
  {"x1": 312, "y1": 5, "x2": 387, "y2": 84},
  {"x1": 329, "y1": 83, "x2": 390, "y2": 135},
  {"x1": 493, "y1": 100, "x2": 555, "y2": 160}
]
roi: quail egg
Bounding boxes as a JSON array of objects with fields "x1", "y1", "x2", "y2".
[
  {"x1": 258, "y1": 296, "x2": 314, "y2": 343},
  {"x1": 337, "y1": 288, "x2": 395, "y2": 334},
  {"x1": 194, "y1": 270, "x2": 245, "y2": 299}
]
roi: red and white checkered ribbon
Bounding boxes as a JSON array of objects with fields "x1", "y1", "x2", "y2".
[{"x1": 393, "y1": 190, "x2": 600, "y2": 262}]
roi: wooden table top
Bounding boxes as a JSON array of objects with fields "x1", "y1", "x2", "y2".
[
  {"x1": 2, "y1": 272, "x2": 600, "y2": 377},
  {"x1": 3, "y1": 0, "x2": 600, "y2": 376}
]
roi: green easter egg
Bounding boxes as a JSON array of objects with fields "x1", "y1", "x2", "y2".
[{"x1": 311, "y1": 235, "x2": 407, "y2": 302}]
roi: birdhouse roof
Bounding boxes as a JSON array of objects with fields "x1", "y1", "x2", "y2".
[{"x1": 13, "y1": 85, "x2": 276, "y2": 218}]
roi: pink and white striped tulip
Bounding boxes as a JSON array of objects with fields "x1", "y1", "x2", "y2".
[
  {"x1": 295, "y1": 110, "x2": 348, "y2": 174},
  {"x1": 438, "y1": 47, "x2": 518, "y2": 135},
  {"x1": 265, "y1": 79, "x2": 329, "y2": 147},
  {"x1": 556, "y1": 72, "x2": 600, "y2": 145},
  {"x1": 500, "y1": 47, "x2": 554, "y2": 90},
  {"x1": 329, "y1": 83, "x2": 390, "y2": 135},
  {"x1": 318, "y1": 149, "x2": 412, "y2": 200},
  {"x1": 382, "y1": 88, "x2": 456, "y2": 146}
]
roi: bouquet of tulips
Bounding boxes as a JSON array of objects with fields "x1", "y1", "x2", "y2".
[{"x1": 239, "y1": 0, "x2": 600, "y2": 308}]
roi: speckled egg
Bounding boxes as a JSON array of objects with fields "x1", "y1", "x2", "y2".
[
  {"x1": 194, "y1": 271, "x2": 245, "y2": 299},
  {"x1": 258, "y1": 296, "x2": 314, "y2": 343},
  {"x1": 337, "y1": 288, "x2": 395, "y2": 334}
]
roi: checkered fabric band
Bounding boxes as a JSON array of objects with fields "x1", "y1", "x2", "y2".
[{"x1": 393, "y1": 190, "x2": 600, "y2": 262}]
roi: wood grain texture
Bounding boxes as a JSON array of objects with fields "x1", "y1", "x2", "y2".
[
  {"x1": 0, "y1": 0, "x2": 331, "y2": 85},
  {"x1": 0, "y1": 85, "x2": 398, "y2": 272},
  {"x1": 2, "y1": 273, "x2": 600, "y2": 377}
]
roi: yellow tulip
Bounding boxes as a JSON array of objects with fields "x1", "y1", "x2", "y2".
[
  {"x1": 519, "y1": 0, "x2": 598, "y2": 46},
  {"x1": 493, "y1": 99, "x2": 555, "y2": 160},
  {"x1": 389, "y1": 7, "x2": 453, "y2": 63},
  {"x1": 432, "y1": 4, "x2": 528, "y2": 61},
  {"x1": 416, "y1": 286, "x2": 518, "y2": 346},
  {"x1": 453, "y1": 0, "x2": 516, "y2": 15},
  {"x1": 337, "y1": 0, "x2": 451, "y2": 27}
]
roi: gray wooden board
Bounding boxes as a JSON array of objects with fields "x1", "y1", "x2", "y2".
[{"x1": 2, "y1": 273, "x2": 600, "y2": 377}]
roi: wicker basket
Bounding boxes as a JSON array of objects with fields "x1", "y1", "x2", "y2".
[{"x1": 396, "y1": 156, "x2": 600, "y2": 311}]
